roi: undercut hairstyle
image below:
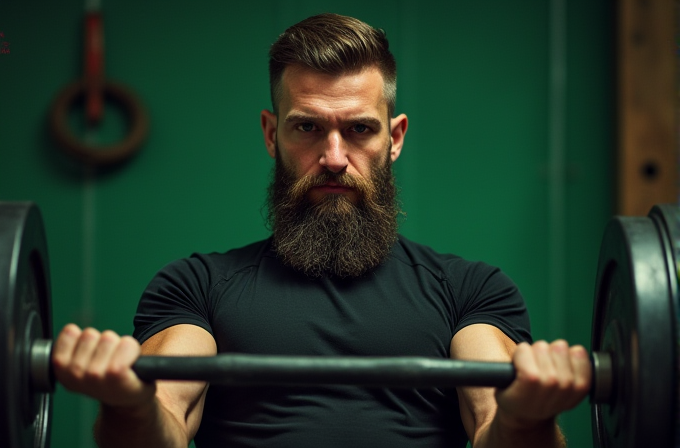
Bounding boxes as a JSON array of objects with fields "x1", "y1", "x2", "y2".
[{"x1": 268, "y1": 13, "x2": 397, "y2": 117}]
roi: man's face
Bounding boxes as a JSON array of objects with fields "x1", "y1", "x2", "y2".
[
  {"x1": 260, "y1": 65, "x2": 408, "y2": 278},
  {"x1": 264, "y1": 64, "x2": 401, "y2": 203}
]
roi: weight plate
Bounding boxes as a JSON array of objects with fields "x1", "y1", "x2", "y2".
[
  {"x1": 591, "y1": 214, "x2": 676, "y2": 448},
  {"x1": 0, "y1": 202, "x2": 53, "y2": 448},
  {"x1": 649, "y1": 204, "x2": 680, "y2": 447}
]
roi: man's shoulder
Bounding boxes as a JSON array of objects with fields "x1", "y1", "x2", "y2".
[
  {"x1": 392, "y1": 235, "x2": 495, "y2": 279},
  {"x1": 164, "y1": 238, "x2": 274, "y2": 281},
  {"x1": 221, "y1": 238, "x2": 275, "y2": 260},
  {"x1": 198, "y1": 237, "x2": 274, "y2": 268},
  {"x1": 393, "y1": 235, "x2": 462, "y2": 265}
]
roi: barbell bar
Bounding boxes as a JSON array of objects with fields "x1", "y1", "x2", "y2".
[
  {"x1": 2, "y1": 201, "x2": 678, "y2": 448},
  {"x1": 28, "y1": 337, "x2": 613, "y2": 392}
]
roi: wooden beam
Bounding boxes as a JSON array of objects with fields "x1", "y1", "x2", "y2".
[{"x1": 618, "y1": 0, "x2": 678, "y2": 215}]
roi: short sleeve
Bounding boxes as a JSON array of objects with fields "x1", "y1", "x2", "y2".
[
  {"x1": 133, "y1": 256, "x2": 215, "y2": 344},
  {"x1": 450, "y1": 261, "x2": 532, "y2": 344}
]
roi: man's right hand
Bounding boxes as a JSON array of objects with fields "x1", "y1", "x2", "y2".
[{"x1": 52, "y1": 324, "x2": 156, "y2": 409}]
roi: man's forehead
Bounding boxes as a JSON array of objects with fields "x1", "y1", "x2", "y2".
[{"x1": 279, "y1": 65, "x2": 388, "y2": 119}]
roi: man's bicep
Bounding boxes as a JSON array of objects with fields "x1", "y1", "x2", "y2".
[
  {"x1": 450, "y1": 323, "x2": 517, "y2": 361},
  {"x1": 141, "y1": 323, "x2": 216, "y2": 356},
  {"x1": 141, "y1": 324, "x2": 217, "y2": 442},
  {"x1": 450, "y1": 323, "x2": 517, "y2": 445}
]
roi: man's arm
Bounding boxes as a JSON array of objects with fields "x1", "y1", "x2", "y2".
[
  {"x1": 53, "y1": 323, "x2": 217, "y2": 448},
  {"x1": 450, "y1": 324, "x2": 590, "y2": 448}
]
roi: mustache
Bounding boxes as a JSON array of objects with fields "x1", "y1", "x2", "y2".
[{"x1": 288, "y1": 171, "x2": 373, "y2": 201}]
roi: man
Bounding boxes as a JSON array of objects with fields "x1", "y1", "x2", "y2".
[{"x1": 53, "y1": 13, "x2": 590, "y2": 448}]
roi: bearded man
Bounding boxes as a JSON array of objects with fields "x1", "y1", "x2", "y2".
[{"x1": 52, "y1": 13, "x2": 591, "y2": 448}]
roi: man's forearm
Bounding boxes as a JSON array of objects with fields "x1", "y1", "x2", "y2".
[
  {"x1": 474, "y1": 414, "x2": 566, "y2": 448},
  {"x1": 94, "y1": 397, "x2": 188, "y2": 448}
]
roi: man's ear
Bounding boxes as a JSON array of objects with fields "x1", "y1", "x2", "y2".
[
  {"x1": 261, "y1": 109, "x2": 277, "y2": 159},
  {"x1": 389, "y1": 114, "x2": 408, "y2": 162}
]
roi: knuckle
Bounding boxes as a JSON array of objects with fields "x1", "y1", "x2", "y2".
[
  {"x1": 569, "y1": 345, "x2": 589, "y2": 359},
  {"x1": 100, "y1": 330, "x2": 120, "y2": 342},
  {"x1": 533, "y1": 340, "x2": 549, "y2": 349},
  {"x1": 61, "y1": 323, "x2": 81, "y2": 337},
  {"x1": 118, "y1": 337, "x2": 142, "y2": 356},
  {"x1": 551, "y1": 338, "x2": 568, "y2": 346},
  {"x1": 54, "y1": 326, "x2": 79, "y2": 350},
  {"x1": 81, "y1": 327, "x2": 101, "y2": 339},
  {"x1": 512, "y1": 343, "x2": 532, "y2": 360},
  {"x1": 532, "y1": 341, "x2": 550, "y2": 357},
  {"x1": 516, "y1": 341, "x2": 531, "y2": 349},
  {"x1": 120, "y1": 335, "x2": 138, "y2": 345},
  {"x1": 550, "y1": 339, "x2": 569, "y2": 352}
]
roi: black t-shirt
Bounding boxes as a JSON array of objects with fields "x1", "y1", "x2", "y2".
[{"x1": 134, "y1": 235, "x2": 531, "y2": 448}]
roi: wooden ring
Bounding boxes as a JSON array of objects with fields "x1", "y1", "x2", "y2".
[{"x1": 49, "y1": 81, "x2": 148, "y2": 167}]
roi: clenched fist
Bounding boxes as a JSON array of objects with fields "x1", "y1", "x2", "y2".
[
  {"x1": 495, "y1": 340, "x2": 591, "y2": 426},
  {"x1": 52, "y1": 324, "x2": 156, "y2": 409}
]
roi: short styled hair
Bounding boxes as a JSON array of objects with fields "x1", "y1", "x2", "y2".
[{"x1": 268, "y1": 13, "x2": 397, "y2": 117}]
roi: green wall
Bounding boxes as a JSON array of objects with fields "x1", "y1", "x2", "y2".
[{"x1": 0, "y1": 1, "x2": 613, "y2": 447}]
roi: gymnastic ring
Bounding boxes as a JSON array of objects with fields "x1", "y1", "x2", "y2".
[{"x1": 49, "y1": 80, "x2": 148, "y2": 167}]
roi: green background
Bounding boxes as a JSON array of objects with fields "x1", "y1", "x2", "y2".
[{"x1": 0, "y1": 1, "x2": 613, "y2": 447}]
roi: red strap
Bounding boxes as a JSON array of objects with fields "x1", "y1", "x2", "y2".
[{"x1": 84, "y1": 12, "x2": 104, "y2": 124}]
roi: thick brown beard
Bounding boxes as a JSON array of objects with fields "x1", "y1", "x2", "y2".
[{"x1": 266, "y1": 146, "x2": 400, "y2": 278}]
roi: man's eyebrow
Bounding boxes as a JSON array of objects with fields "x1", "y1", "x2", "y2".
[
  {"x1": 348, "y1": 116, "x2": 383, "y2": 131},
  {"x1": 284, "y1": 113, "x2": 325, "y2": 124},
  {"x1": 284, "y1": 113, "x2": 383, "y2": 130}
]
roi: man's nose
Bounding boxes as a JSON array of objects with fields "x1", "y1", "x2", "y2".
[{"x1": 319, "y1": 131, "x2": 348, "y2": 173}]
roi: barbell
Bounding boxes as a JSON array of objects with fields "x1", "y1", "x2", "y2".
[{"x1": 0, "y1": 202, "x2": 678, "y2": 448}]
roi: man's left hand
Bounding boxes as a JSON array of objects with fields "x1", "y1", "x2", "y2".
[{"x1": 495, "y1": 340, "x2": 591, "y2": 428}]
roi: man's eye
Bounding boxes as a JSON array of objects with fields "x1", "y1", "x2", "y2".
[
  {"x1": 297, "y1": 123, "x2": 316, "y2": 132},
  {"x1": 352, "y1": 124, "x2": 369, "y2": 133}
]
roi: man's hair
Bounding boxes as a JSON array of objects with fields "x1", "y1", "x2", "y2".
[{"x1": 268, "y1": 13, "x2": 397, "y2": 117}]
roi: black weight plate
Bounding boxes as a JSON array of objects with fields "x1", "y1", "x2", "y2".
[
  {"x1": 649, "y1": 204, "x2": 680, "y2": 447},
  {"x1": 591, "y1": 214, "x2": 676, "y2": 448},
  {"x1": 0, "y1": 202, "x2": 53, "y2": 448}
]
